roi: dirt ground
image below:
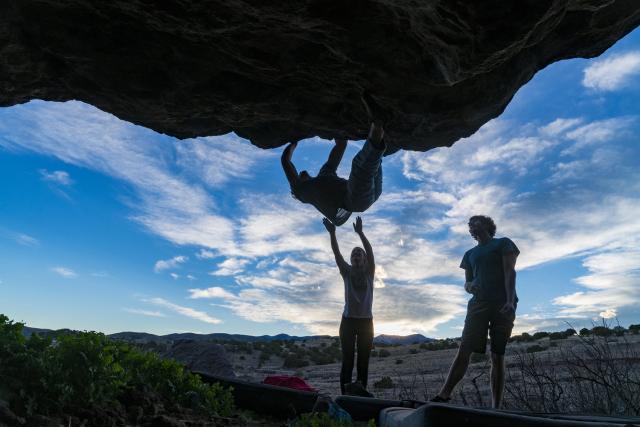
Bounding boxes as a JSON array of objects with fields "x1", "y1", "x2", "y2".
[{"x1": 228, "y1": 333, "x2": 640, "y2": 408}]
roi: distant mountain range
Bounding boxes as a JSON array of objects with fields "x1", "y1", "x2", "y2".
[
  {"x1": 22, "y1": 326, "x2": 433, "y2": 345},
  {"x1": 373, "y1": 334, "x2": 433, "y2": 345},
  {"x1": 109, "y1": 331, "x2": 332, "y2": 343}
]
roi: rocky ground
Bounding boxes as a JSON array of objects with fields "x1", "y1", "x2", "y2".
[{"x1": 225, "y1": 333, "x2": 640, "y2": 409}]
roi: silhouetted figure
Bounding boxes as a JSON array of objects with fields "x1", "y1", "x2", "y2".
[
  {"x1": 432, "y1": 215, "x2": 519, "y2": 409},
  {"x1": 324, "y1": 216, "x2": 375, "y2": 395},
  {"x1": 281, "y1": 96, "x2": 397, "y2": 226}
]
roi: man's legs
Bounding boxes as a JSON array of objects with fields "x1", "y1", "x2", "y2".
[
  {"x1": 435, "y1": 345, "x2": 473, "y2": 400},
  {"x1": 318, "y1": 139, "x2": 347, "y2": 177},
  {"x1": 339, "y1": 317, "x2": 356, "y2": 394},
  {"x1": 344, "y1": 123, "x2": 385, "y2": 212},
  {"x1": 490, "y1": 352, "x2": 506, "y2": 408},
  {"x1": 434, "y1": 300, "x2": 489, "y2": 402},
  {"x1": 355, "y1": 318, "x2": 374, "y2": 389},
  {"x1": 488, "y1": 302, "x2": 515, "y2": 408}
]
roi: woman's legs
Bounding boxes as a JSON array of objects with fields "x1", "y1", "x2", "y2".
[
  {"x1": 355, "y1": 318, "x2": 374, "y2": 388},
  {"x1": 339, "y1": 317, "x2": 356, "y2": 394}
]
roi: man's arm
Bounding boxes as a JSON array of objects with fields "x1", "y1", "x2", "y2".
[
  {"x1": 323, "y1": 218, "x2": 349, "y2": 273},
  {"x1": 353, "y1": 216, "x2": 375, "y2": 274},
  {"x1": 281, "y1": 142, "x2": 299, "y2": 187},
  {"x1": 463, "y1": 268, "x2": 476, "y2": 294},
  {"x1": 499, "y1": 253, "x2": 518, "y2": 316}
]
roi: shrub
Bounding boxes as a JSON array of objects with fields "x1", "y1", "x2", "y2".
[
  {"x1": 505, "y1": 330, "x2": 640, "y2": 415},
  {"x1": 629, "y1": 324, "x2": 640, "y2": 335},
  {"x1": 409, "y1": 348, "x2": 418, "y2": 354},
  {"x1": 258, "y1": 351, "x2": 272, "y2": 366},
  {"x1": 526, "y1": 344, "x2": 546, "y2": 353},
  {"x1": 283, "y1": 353, "x2": 310, "y2": 368},
  {"x1": 613, "y1": 326, "x2": 626, "y2": 337},
  {"x1": 419, "y1": 339, "x2": 459, "y2": 351},
  {"x1": 395, "y1": 359, "x2": 403, "y2": 365},
  {"x1": 533, "y1": 332, "x2": 549, "y2": 340},
  {"x1": 294, "y1": 412, "x2": 355, "y2": 427},
  {"x1": 592, "y1": 326, "x2": 612, "y2": 337},
  {"x1": 579, "y1": 327, "x2": 591, "y2": 336},
  {"x1": 378, "y1": 349, "x2": 391, "y2": 358},
  {"x1": 0, "y1": 314, "x2": 234, "y2": 418},
  {"x1": 373, "y1": 376, "x2": 394, "y2": 389}
]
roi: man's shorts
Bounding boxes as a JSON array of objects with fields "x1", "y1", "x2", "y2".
[{"x1": 461, "y1": 299, "x2": 516, "y2": 355}]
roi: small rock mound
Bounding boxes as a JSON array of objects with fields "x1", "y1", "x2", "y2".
[{"x1": 164, "y1": 339, "x2": 235, "y2": 378}]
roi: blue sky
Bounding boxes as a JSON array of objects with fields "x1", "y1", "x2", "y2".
[{"x1": 1, "y1": 29, "x2": 639, "y2": 338}]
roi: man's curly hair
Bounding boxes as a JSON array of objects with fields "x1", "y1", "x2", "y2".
[{"x1": 469, "y1": 215, "x2": 496, "y2": 237}]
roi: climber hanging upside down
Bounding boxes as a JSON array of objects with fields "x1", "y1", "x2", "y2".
[{"x1": 280, "y1": 95, "x2": 398, "y2": 225}]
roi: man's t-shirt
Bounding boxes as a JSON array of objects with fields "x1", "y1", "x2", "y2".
[
  {"x1": 460, "y1": 237, "x2": 520, "y2": 302},
  {"x1": 293, "y1": 176, "x2": 352, "y2": 225},
  {"x1": 340, "y1": 265, "x2": 374, "y2": 319}
]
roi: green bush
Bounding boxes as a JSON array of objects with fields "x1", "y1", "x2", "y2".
[
  {"x1": 419, "y1": 339, "x2": 459, "y2": 351},
  {"x1": 613, "y1": 326, "x2": 626, "y2": 337},
  {"x1": 294, "y1": 412, "x2": 360, "y2": 427},
  {"x1": 283, "y1": 353, "x2": 310, "y2": 368},
  {"x1": 511, "y1": 332, "x2": 535, "y2": 343},
  {"x1": 373, "y1": 376, "x2": 394, "y2": 389},
  {"x1": 526, "y1": 344, "x2": 546, "y2": 353},
  {"x1": 0, "y1": 314, "x2": 233, "y2": 418},
  {"x1": 533, "y1": 332, "x2": 549, "y2": 340},
  {"x1": 377, "y1": 349, "x2": 391, "y2": 358},
  {"x1": 592, "y1": 326, "x2": 612, "y2": 337}
]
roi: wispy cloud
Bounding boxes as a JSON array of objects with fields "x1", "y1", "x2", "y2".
[
  {"x1": 196, "y1": 249, "x2": 215, "y2": 259},
  {"x1": 3, "y1": 95, "x2": 639, "y2": 335},
  {"x1": 52, "y1": 266, "x2": 77, "y2": 278},
  {"x1": 582, "y1": 51, "x2": 640, "y2": 91},
  {"x1": 146, "y1": 297, "x2": 221, "y2": 324},
  {"x1": 552, "y1": 241, "x2": 640, "y2": 320},
  {"x1": 0, "y1": 101, "x2": 271, "y2": 253},
  {"x1": 123, "y1": 308, "x2": 166, "y2": 317},
  {"x1": 154, "y1": 255, "x2": 188, "y2": 273},
  {"x1": 91, "y1": 271, "x2": 109, "y2": 277},
  {"x1": 14, "y1": 233, "x2": 39, "y2": 247},
  {"x1": 398, "y1": 113, "x2": 640, "y2": 324},
  {"x1": 39, "y1": 169, "x2": 73, "y2": 186},
  {"x1": 189, "y1": 251, "x2": 468, "y2": 336},
  {"x1": 209, "y1": 257, "x2": 250, "y2": 276}
]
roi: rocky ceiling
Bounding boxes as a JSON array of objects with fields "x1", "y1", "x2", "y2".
[{"x1": 2, "y1": 0, "x2": 640, "y2": 151}]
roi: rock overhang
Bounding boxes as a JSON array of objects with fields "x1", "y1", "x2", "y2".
[{"x1": 1, "y1": 0, "x2": 639, "y2": 151}]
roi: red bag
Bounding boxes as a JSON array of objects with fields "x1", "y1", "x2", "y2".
[{"x1": 263, "y1": 375, "x2": 317, "y2": 392}]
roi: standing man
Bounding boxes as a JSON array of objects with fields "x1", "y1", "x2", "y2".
[{"x1": 432, "y1": 215, "x2": 519, "y2": 408}]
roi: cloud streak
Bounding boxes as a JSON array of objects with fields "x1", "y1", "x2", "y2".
[
  {"x1": 39, "y1": 169, "x2": 73, "y2": 186},
  {"x1": 52, "y1": 267, "x2": 77, "y2": 278},
  {"x1": 146, "y1": 297, "x2": 221, "y2": 324},
  {"x1": 154, "y1": 255, "x2": 188, "y2": 273},
  {"x1": 582, "y1": 51, "x2": 640, "y2": 91}
]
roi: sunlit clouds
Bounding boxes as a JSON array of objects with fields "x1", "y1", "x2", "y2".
[{"x1": 582, "y1": 51, "x2": 640, "y2": 91}]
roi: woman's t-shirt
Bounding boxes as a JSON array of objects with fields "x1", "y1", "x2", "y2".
[{"x1": 341, "y1": 265, "x2": 373, "y2": 318}]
